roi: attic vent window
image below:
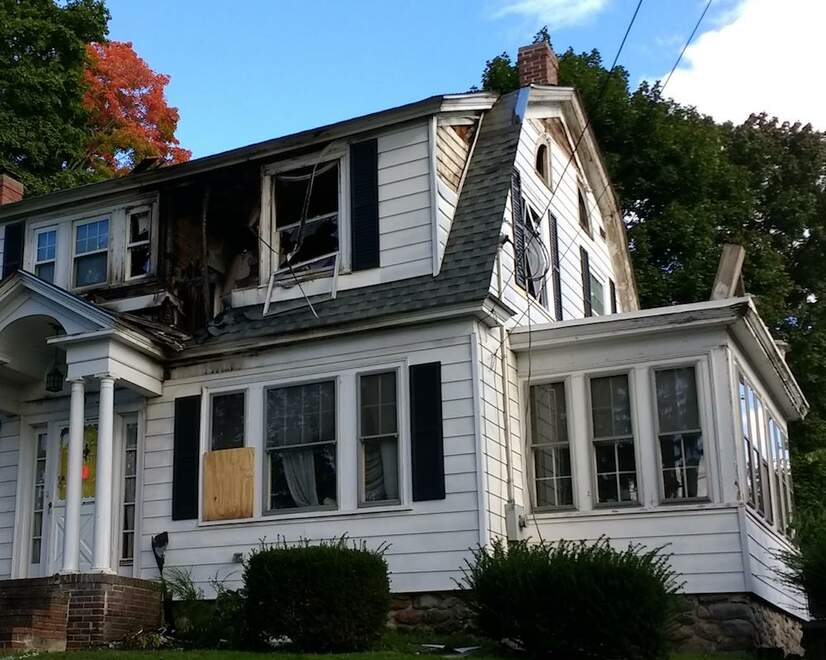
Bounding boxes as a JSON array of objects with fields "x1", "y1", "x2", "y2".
[
  {"x1": 275, "y1": 160, "x2": 339, "y2": 270},
  {"x1": 535, "y1": 143, "x2": 551, "y2": 187}
]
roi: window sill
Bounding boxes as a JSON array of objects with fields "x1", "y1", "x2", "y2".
[
  {"x1": 531, "y1": 501, "x2": 736, "y2": 521},
  {"x1": 197, "y1": 504, "x2": 414, "y2": 528}
]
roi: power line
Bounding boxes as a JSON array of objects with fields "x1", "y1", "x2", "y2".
[
  {"x1": 661, "y1": 0, "x2": 713, "y2": 94},
  {"x1": 488, "y1": 0, "x2": 644, "y2": 367}
]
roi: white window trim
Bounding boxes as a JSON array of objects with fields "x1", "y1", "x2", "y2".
[
  {"x1": 525, "y1": 376, "x2": 577, "y2": 513},
  {"x1": 356, "y1": 367, "x2": 402, "y2": 507},
  {"x1": 71, "y1": 215, "x2": 112, "y2": 291},
  {"x1": 195, "y1": 361, "x2": 411, "y2": 528},
  {"x1": 650, "y1": 362, "x2": 712, "y2": 505},
  {"x1": 535, "y1": 139, "x2": 552, "y2": 190},
  {"x1": 124, "y1": 204, "x2": 159, "y2": 282},
  {"x1": 261, "y1": 144, "x2": 351, "y2": 281},
  {"x1": 585, "y1": 370, "x2": 642, "y2": 508}
]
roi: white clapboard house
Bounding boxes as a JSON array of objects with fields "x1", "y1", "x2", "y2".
[{"x1": 0, "y1": 42, "x2": 808, "y2": 652}]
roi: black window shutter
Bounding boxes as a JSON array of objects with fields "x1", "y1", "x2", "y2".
[
  {"x1": 350, "y1": 138, "x2": 380, "y2": 271},
  {"x1": 2, "y1": 222, "x2": 24, "y2": 279},
  {"x1": 549, "y1": 213, "x2": 563, "y2": 321},
  {"x1": 511, "y1": 169, "x2": 526, "y2": 289},
  {"x1": 172, "y1": 395, "x2": 201, "y2": 520},
  {"x1": 609, "y1": 279, "x2": 618, "y2": 313},
  {"x1": 580, "y1": 246, "x2": 592, "y2": 317},
  {"x1": 409, "y1": 362, "x2": 445, "y2": 501}
]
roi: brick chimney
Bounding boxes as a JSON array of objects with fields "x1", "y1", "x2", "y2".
[
  {"x1": 0, "y1": 174, "x2": 23, "y2": 206},
  {"x1": 518, "y1": 41, "x2": 559, "y2": 87}
]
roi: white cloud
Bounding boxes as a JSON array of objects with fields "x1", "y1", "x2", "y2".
[
  {"x1": 493, "y1": 0, "x2": 609, "y2": 28},
  {"x1": 660, "y1": 0, "x2": 826, "y2": 129}
]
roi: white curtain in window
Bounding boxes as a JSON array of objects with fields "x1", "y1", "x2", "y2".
[{"x1": 282, "y1": 450, "x2": 318, "y2": 507}]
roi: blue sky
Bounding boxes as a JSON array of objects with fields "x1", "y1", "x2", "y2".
[{"x1": 105, "y1": 0, "x2": 818, "y2": 159}]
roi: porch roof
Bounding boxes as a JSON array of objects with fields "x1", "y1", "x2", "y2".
[{"x1": 510, "y1": 296, "x2": 808, "y2": 421}]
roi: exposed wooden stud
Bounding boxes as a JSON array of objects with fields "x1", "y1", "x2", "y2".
[{"x1": 711, "y1": 243, "x2": 746, "y2": 300}]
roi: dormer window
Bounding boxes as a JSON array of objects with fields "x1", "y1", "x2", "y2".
[
  {"x1": 126, "y1": 206, "x2": 152, "y2": 279},
  {"x1": 535, "y1": 143, "x2": 551, "y2": 188},
  {"x1": 73, "y1": 217, "x2": 109, "y2": 288},
  {"x1": 34, "y1": 227, "x2": 57, "y2": 283},
  {"x1": 274, "y1": 160, "x2": 339, "y2": 271}
]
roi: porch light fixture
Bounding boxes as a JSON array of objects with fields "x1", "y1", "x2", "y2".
[{"x1": 45, "y1": 363, "x2": 65, "y2": 393}]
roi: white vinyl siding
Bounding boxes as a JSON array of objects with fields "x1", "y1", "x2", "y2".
[
  {"x1": 139, "y1": 319, "x2": 479, "y2": 595},
  {"x1": 0, "y1": 417, "x2": 20, "y2": 578}
]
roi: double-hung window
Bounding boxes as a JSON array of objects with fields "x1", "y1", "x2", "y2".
[
  {"x1": 126, "y1": 206, "x2": 152, "y2": 279},
  {"x1": 359, "y1": 372, "x2": 399, "y2": 504},
  {"x1": 589, "y1": 273, "x2": 605, "y2": 315},
  {"x1": 738, "y1": 377, "x2": 757, "y2": 506},
  {"x1": 210, "y1": 392, "x2": 245, "y2": 450},
  {"x1": 73, "y1": 217, "x2": 109, "y2": 287},
  {"x1": 655, "y1": 367, "x2": 707, "y2": 500},
  {"x1": 34, "y1": 228, "x2": 57, "y2": 283},
  {"x1": 265, "y1": 381, "x2": 337, "y2": 511},
  {"x1": 590, "y1": 374, "x2": 638, "y2": 504},
  {"x1": 530, "y1": 382, "x2": 573, "y2": 509}
]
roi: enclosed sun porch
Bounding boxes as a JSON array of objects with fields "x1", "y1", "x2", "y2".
[{"x1": 507, "y1": 295, "x2": 809, "y2": 620}]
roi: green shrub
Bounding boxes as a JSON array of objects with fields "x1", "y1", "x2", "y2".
[
  {"x1": 460, "y1": 537, "x2": 682, "y2": 660},
  {"x1": 243, "y1": 537, "x2": 391, "y2": 651},
  {"x1": 779, "y1": 508, "x2": 826, "y2": 620}
]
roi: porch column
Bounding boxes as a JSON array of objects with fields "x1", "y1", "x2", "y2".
[
  {"x1": 92, "y1": 375, "x2": 115, "y2": 572},
  {"x1": 62, "y1": 378, "x2": 85, "y2": 573}
]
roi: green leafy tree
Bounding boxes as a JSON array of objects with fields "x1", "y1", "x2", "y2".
[
  {"x1": 480, "y1": 32, "x2": 826, "y2": 512},
  {"x1": 0, "y1": 0, "x2": 109, "y2": 195}
]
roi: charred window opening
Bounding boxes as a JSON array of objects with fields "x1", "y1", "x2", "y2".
[{"x1": 275, "y1": 160, "x2": 339, "y2": 269}]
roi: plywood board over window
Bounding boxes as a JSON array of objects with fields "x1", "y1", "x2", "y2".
[{"x1": 203, "y1": 447, "x2": 255, "y2": 521}]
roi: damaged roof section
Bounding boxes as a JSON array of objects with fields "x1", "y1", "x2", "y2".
[{"x1": 194, "y1": 90, "x2": 523, "y2": 354}]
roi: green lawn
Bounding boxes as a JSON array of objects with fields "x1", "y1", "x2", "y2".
[{"x1": 2, "y1": 652, "x2": 753, "y2": 660}]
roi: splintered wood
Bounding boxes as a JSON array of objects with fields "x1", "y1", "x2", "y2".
[
  {"x1": 436, "y1": 124, "x2": 472, "y2": 192},
  {"x1": 203, "y1": 447, "x2": 254, "y2": 520}
]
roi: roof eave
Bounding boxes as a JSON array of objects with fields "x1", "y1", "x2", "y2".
[{"x1": 0, "y1": 92, "x2": 497, "y2": 223}]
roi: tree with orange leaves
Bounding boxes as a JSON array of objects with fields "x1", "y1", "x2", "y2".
[{"x1": 84, "y1": 41, "x2": 191, "y2": 175}]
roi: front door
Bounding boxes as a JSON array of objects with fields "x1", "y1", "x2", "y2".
[{"x1": 47, "y1": 422, "x2": 98, "y2": 574}]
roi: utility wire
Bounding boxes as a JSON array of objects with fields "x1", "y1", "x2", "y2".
[
  {"x1": 661, "y1": 0, "x2": 713, "y2": 94},
  {"x1": 488, "y1": 0, "x2": 644, "y2": 367}
]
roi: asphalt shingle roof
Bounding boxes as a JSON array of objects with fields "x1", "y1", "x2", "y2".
[{"x1": 198, "y1": 90, "x2": 520, "y2": 349}]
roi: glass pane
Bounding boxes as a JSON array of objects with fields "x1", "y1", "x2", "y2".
[
  {"x1": 361, "y1": 372, "x2": 397, "y2": 437},
  {"x1": 37, "y1": 230, "x2": 56, "y2": 262},
  {"x1": 31, "y1": 538, "x2": 41, "y2": 564},
  {"x1": 123, "y1": 504, "x2": 135, "y2": 531},
  {"x1": 531, "y1": 382, "x2": 567, "y2": 445},
  {"x1": 268, "y1": 445, "x2": 337, "y2": 510},
  {"x1": 75, "y1": 219, "x2": 109, "y2": 254},
  {"x1": 211, "y1": 392, "x2": 245, "y2": 450},
  {"x1": 363, "y1": 437, "x2": 399, "y2": 502},
  {"x1": 590, "y1": 375, "x2": 631, "y2": 438},
  {"x1": 124, "y1": 476, "x2": 136, "y2": 503},
  {"x1": 129, "y1": 245, "x2": 151, "y2": 278},
  {"x1": 662, "y1": 468, "x2": 684, "y2": 499},
  {"x1": 126, "y1": 422, "x2": 138, "y2": 449},
  {"x1": 618, "y1": 473, "x2": 638, "y2": 502},
  {"x1": 660, "y1": 435, "x2": 683, "y2": 469},
  {"x1": 74, "y1": 252, "x2": 108, "y2": 287},
  {"x1": 534, "y1": 446, "x2": 572, "y2": 480},
  {"x1": 595, "y1": 444, "x2": 617, "y2": 474},
  {"x1": 590, "y1": 275, "x2": 605, "y2": 315},
  {"x1": 34, "y1": 484, "x2": 44, "y2": 510},
  {"x1": 656, "y1": 367, "x2": 699, "y2": 433},
  {"x1": 129, "y1": 210, "x2": 151, "y2": 242},
  {"x1": 617, "y1": 440, "x2": 636, "y2": 472},
  {"x1": 35, "y1": 262, "x2": 55, "y2": 283},
  {"x1": 596, "y1": 474, "x2": 618, "y2": 503},
  {"x1": 536, "y1": 477, "x2": 573, "y2": 508},
  {"x1": 267, "y1": 382, "x2": 335, "y2": 448},
  {"x1": 122, "y1": 532, "x2": 134, "y2": 560}
]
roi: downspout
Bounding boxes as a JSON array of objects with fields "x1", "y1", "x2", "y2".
[{"x1": 496, "y1": 248, "x2": 515, "y2": 505}]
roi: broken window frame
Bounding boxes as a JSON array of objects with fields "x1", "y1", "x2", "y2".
[
  {"x1": 72, "y1": 215, "x2": 111, "y2": 290},
  {"x1": 124, "y1": 204, "x2": 157, "y2": 282},
  {"x1": 261, "y1": 145, "x2": 350, "y2": 283}
]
